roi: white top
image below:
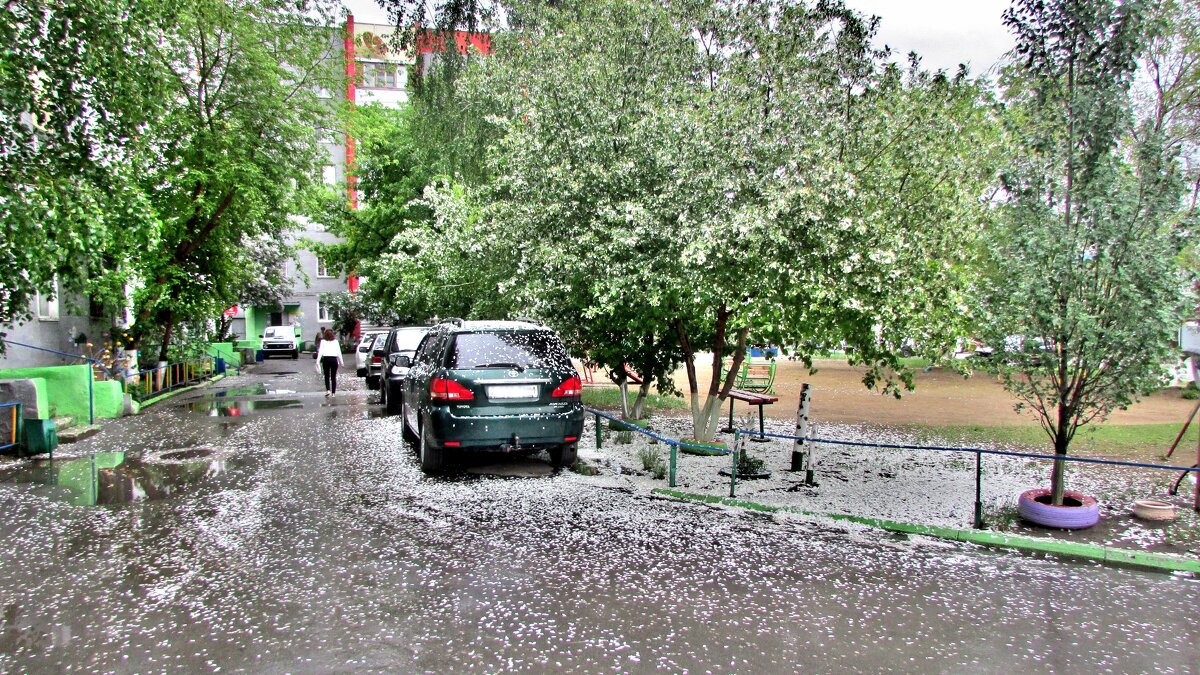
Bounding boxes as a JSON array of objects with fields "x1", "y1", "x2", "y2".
[{"x1": 316, "y1": 338, "x2": 344, "y2": 365}]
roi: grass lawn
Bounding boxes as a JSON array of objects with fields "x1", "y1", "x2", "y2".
[
  {"x1": 581, "y1": 386, "x2": 687, "y2": 414},
  {"x1": 905, "y1": 421, "x2": 1200, "y2": 463}
]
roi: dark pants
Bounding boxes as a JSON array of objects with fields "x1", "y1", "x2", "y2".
[{"x1": 321, "y1": 356, "x2": 339, "y2": 393}]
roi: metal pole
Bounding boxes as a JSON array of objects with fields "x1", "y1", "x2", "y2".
[
  {"x1": 792, "y1": 384, "x2": 811, "y2": 473},
  {"x1": 669, "y1": 442, "x2": 677, "y2": 488},
  {"x1": 594, "y1": 413, "x2": 602, "y2": 449},
  {"x1": 730, "y1": 434, "x2": 740, "y2": 498},
  {"x1": 1195, "y1": 429, "x2": 1200, "y2": 512},
  {"x1": 87, "y1": 368, "x2": 94, "y2": 425},
  {"x1": 974, "y1": 450, "x2": 984, "y2": 529}
]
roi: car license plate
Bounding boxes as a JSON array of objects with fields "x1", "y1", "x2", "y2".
[{"x1": 487, "y1": 384, "x2": 539, "y2": 400}]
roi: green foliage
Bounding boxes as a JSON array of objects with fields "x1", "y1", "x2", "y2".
[
  {"x1": 982, "y1": 0, "x2": 1193, "y2": 505},
  {"x1": 737, "y1": 451, "x2": 767, "y2": 477},
  {"x1": 127, "y1": 0, "x2": 344, "y2": 358},
  {"x1": 475, "y1": 0, "x2": 999, "y2": 438},
  {"x1": 0, "y1": 0, "x2": 171, "y2": 347}
]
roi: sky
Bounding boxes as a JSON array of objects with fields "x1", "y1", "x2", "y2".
[{"x1": 341, "y1": 0, "x2": 1017, "y2": 76}]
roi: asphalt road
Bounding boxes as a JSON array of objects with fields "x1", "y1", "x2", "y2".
[{"x1": 0, "y1": 359, "x2": 1197, "y2": 673}]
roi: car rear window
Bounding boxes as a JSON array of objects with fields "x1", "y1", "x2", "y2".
[
  {"x1": 393, "y1": 329, "x2": 427, "y2": 352},
  {"x1": 446, "y1": 331, "x2": 570, "y2": 370}
]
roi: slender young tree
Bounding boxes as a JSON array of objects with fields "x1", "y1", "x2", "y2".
[
  {"x1": 128, "y1": 0, "x2": 344, "y2": 360},
  {"x1": 983, "y1": 0, "x2": 1193, "y2": 504}
]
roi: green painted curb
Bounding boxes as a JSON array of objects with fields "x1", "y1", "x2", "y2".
[
  {"x1": 654, "y1": 488, "x2": 1200, "y2": 574},
  {"x1": 137, "y1": 374, "x2": 226, "y2": 410}
]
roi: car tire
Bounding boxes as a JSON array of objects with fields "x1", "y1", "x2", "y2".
[
  {"x1": 550, "y1": 443, "x2": 577, "y2": 468},
  {"x1": 292, "y1": 349, "x2": 298, "y2": 359},
  {"x1": 419, "y1": 421, "x2": 445, "y2": 475},
  {"x1": 401, "y1": 399, "x2": 418, "y2": 442},
  {"x1": 366, "y1": 375, "x2": 379, "y2": 391},
  {"x1": 385, "y1": 382, "x2": 402, "y2": 416},
  {"x1": 356, "y1": 368, "x2": 366, "y2": 377},
  {"x1": 379, "y1": 382, "x2": 387, "y2": 405}
]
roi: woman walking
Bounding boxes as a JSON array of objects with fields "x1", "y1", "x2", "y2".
[{"x1": 316, "y1": 327, "x2": 343, "y2": 396}]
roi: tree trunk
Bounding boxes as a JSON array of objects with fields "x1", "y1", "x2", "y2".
[
  {"x1": 618, "y1": 378, "x2": 630, "y2": 419},
  {"x1": 157, "y1": 312, "x2": 175, "y2": 363},
  {"x1": 1050, "y1": 406, "x2": 1073, "y2": 505},
  {"x1": 675, "y1": 306, "x2": 749, "y2": 442},
  {"x1": 690, "y1": 393, "x2": 724, "y2": 442},
  {"x1": 631, "y1": 379, "x2": 652, "y2": 420}
]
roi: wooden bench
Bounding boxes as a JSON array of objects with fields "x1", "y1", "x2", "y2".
[{"x1": 722, "y1": 389, "x2": 778, "y2": 441}]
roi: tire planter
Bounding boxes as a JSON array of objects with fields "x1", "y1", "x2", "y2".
[
  {"x1": 718, "y1": 467, "x2": 772, "y2": 480},
  {"x1": 1017, "y1": 488, "x2": 1100, "y2": 529},
  {"x1": 1132, "y1": 499, "x2": 1177, "y2": 522},
  {"x1": 679, "y1": 439, "x2": 727, "y2": 456}
]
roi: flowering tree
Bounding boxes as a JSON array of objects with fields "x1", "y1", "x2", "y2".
[{"x1": 467, "y1": 0, "x2": 999, "y2": 440}]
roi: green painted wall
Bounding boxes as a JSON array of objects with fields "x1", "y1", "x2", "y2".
[
  {"x1": 207, "y1": 342, "x2": 242, "y2": 367},
  {"x1": 93, "y1": 381, "x2": 125, "y2": 419},
  {"x1": 0, "y1": 365, "x2": 92, "y2": 422},
  {"x1": 245, "y1": 306, "x2": 268, "y2": 341}
]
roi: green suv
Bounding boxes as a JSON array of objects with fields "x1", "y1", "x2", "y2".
[{"x1": 399, "y1": 320, "x2": 584, "y2": 474}]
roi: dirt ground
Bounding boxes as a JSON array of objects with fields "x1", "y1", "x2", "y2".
[{"x1": 666, "y1": 356, "x2": 1197, "y2": 427}]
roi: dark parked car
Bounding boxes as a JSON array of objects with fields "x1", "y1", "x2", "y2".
[
  {"x1": 400, "y1": 320, "x2": 584, "y2": 474},
  {"x1": 378, "y1": 326, "x2": 430, "y2": 415}
]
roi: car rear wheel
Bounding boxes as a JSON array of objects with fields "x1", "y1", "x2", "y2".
[
  {"x1": 550, "y1": 443, "x2": 577, "y2": 468},
  {"x1": 291, "y1": 349, "x2": 298, "y2": 359},
  {"x1": 366, "y1": 375, "x2": 379, "y2": 390},
  {"x1": 385, "y1": 382, "x2": 402, "y2": 416},
  {"x1": 419, "y1": 421, "x2": 445, "y2": 475},
  {"x1": 401, "y1": 399, "x2": 418, "y2": 442}
]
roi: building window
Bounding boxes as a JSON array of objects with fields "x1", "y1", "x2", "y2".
[
  {"x1": 358, "y1": 61, "x2": 405, "y2": 90},
  {"x1": 318, "y1": 302, "x2": 331, "y2": 322},
  {"x1": 316, "y1": 257, "x2": 331, "y2": 278},
  {"x1": 322, "y1": 165, "x2": 337, "y2": 185},
  {"x1": 36, "y1": 280, "x2": 59, "y2": 321}
]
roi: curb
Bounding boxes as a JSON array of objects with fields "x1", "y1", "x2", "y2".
[
  {"x1": 136, "y1": 374, "x2": 227, "y2": 411},
  {"x1": 653, "y1": 488, "x2": 1200, "y2": 574}
]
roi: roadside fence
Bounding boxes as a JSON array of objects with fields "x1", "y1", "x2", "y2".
[
  {"x1": 584, "y1": 407, "x2": 1200, "y2": 530},
  {"x1": 0, "y1": 402, "x2": 21, "y2": 454},
  {"x1": 128, "y1": 356, "x2": 219, "y2": 403}
]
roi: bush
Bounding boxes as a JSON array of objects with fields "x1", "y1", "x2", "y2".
[
  {"x1": 637, "y1": 447, "x2": 667, "y2": 480},
  {"x1": 737, "y1": 451, "x2": 766, "y2": 476}
]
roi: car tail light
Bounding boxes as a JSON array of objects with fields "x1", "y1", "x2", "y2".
[
  {"x1": 551, "y1": 376, "x2": 582, "y2": 398},
  {"x1": 431, "y1": 377, "x2": 475, "y2": 401},
  {"x1": 444, "y1": 441, "x2": 462, "y2": 447},
  {"x1": 564, "y1": 436, "x2": 578, "y2": 442},
  {"x1": 371, "y1": 356, "x2": 382, "y2": 364}
]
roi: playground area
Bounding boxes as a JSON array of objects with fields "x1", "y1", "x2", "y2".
[{"x1": 696, "y1": 356, "x2": 1197, "y2": 429}]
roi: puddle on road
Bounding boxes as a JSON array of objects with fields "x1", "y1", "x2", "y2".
[
  {"x1": 0, "y1": 449, "x2": 238, "y2": 506},
  {"x1": 208, "y1": 384, "x2": 298, "y2": 397},
  {"x1": 185, "y1": 399, "x2": 304, "y2": 415}
]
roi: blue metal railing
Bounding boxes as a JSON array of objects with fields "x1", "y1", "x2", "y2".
[
  {"x1": 586, "y1": 407, "x2": 732, "y2": 488},
  {"x1": 583, "y1": 405, "x2": 1199, "y2": 530},
  {"x1": 3, "y1": 339, "x2": 116, "y2": 379},
  {"x1": 733, "y1": 428, "x2": 1200, "y2": 528}
]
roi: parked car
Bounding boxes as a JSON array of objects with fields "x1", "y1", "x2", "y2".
[
  {"x1": 400, "y1": 320, "x2": 584, "y2": 474},
  {"x1": 355, "y1": 332, "x2": 386, "y2": 377},
  {"x1": 365, "y1": 328, "x2": 398, "y2": 390},
  {"x1": 379, "y1": 326, "x2": 431, "y2": 415},
  {"x1": 261, "y1": 325, "x2": 299, "y2": 359}
]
